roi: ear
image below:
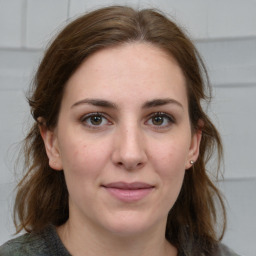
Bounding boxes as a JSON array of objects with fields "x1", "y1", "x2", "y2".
[
  {"x1": 185, "y1": 120, "x2": 203, "y2": 170},
  {"x1": 38, "y1": 117, "x2": 63, "y2": 171}
]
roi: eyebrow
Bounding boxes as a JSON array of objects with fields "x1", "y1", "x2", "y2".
[
  {"x1": 71, "y1": 99, "x2": 118, "y2": 109},
  {"x1": 71, "y1": 98, "x2": 183, "y2": 109},
  {"x1": 142, "y1": 98, "x2": 183, "y2": 109}
]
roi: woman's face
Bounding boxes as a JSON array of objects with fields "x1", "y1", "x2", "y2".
[{"x1": 42, "y1": 43, "x2": 201, "y2": 236}]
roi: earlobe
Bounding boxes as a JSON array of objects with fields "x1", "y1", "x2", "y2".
[
  {"x1": 185, "y1": 123, "x2": 203, "y2": 169},
  {"x1": 38, "y1": 118, "x2": 63, "y2": 171}
]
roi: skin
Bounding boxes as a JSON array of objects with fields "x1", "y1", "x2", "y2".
[{"x1": 40, "y1": 43, "x2": 202, "y2": 256}]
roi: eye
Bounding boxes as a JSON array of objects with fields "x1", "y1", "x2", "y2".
[
  {"x1": 146, "y1": 112, "x2": 175, "y2": 128},
  {"x1": 81, "y1": 112, "x2": 111, "y2": 128}
]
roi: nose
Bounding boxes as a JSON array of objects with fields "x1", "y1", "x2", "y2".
[{"x1": 111, "y1": 124, "x2": 147, "y2": 171}]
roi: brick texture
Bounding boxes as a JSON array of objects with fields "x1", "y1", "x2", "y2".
[{"x1": 0, "y1": 0, "x2": 255, "y2": 255}]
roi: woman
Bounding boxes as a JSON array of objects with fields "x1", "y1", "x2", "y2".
[{"x1": 0, "y1": 6, "x2": 239, "y2": 256}]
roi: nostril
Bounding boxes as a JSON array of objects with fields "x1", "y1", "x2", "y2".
[{"x1": 116, "y1": 160, "x2": 144, "y2": 170}]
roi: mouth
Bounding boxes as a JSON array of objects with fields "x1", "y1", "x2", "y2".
[{"x1": 102, "y1": 182, "x2": 155, "y2": 202}]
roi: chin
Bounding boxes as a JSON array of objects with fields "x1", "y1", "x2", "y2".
[{"x1": 102, "y1": 210, "x2": 164, "y2": 237}]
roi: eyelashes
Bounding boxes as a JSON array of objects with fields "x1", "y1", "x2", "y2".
[
  {"x1": 146, "y1": 112, "x2": 175, "y2": 128},
  {"x1": 80, "y1": 112, "x2": 175, "y2": 130},
  {"x1": 80, "y1": 112, "x2": 111, "y2": 128}
]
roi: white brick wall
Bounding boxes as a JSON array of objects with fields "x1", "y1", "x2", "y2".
[
  {"x1": 26, "y1": 0, "x2": 69, "y2": 48},
  {"x1": 208, "y1": 0, "x2": 256, "y2": 39},
  {"x1": 0, "y1": 0, "x2": 26, "y2": 48},
  {"x1": 0, "y1": 1, "x2": 255, "y2": 255},
  {"x1": 69, "y1": 0, "x2": 138, "y2": 18}
]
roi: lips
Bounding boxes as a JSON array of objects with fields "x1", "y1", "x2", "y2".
[{"x1": 102, "y1": 182, "x2": 154, "y2": 202}]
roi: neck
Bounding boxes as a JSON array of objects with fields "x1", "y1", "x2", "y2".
[{"x1": 57, "y1": 218, "x2": 177, "y2": 256}]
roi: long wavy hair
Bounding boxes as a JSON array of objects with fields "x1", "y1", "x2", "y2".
[{"x1": 14, "y1": 6, "x2": 226, "y2": 255}]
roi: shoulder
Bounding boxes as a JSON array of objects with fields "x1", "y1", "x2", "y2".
[
  {"x1": 180, "y1": 241, "x2": 241, "y2": 256},
  {"x1": 0, "y1": 225, "x2": 70, "y2": 256},
  {"x1": 0, "y1": 232, "x2": 48, "y2": 256},
  {"x1": 217, "y1": 243, "x2": 241, "y2": 256}
]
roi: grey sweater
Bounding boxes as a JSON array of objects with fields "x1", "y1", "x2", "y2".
[{"x1": 0, "y1": 225, "x2": 240, "y2": 256}]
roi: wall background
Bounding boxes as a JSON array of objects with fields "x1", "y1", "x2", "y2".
[{"x1": 0, "y1": 0, "x2": 255, "y2": 255}]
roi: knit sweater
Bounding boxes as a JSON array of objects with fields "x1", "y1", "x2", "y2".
[{"x1": 0, "y1": 225, "x2": 240, "y2": 256}]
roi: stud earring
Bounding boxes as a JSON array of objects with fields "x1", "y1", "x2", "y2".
[
  {"x1": 51, "y1": 160, "x2": 57, "y2": 166},
  {"x1": 190, "y1": 160, "x2": 195, "y2": 165}
]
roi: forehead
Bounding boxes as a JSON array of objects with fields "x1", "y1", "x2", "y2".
[{"x1": 62, "y1": 43, "x2": 188, "y2": 109}]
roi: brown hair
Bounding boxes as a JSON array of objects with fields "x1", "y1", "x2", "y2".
[{"x1": 14, "y1": 5, "x2": 226, "y2": 254}]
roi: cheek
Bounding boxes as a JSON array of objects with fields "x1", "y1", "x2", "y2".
[
  {"x1": 150, "y1": 142, "x2": 187, "y2": 213},
  {"x1": 150, "y1": 136, "x2": 189, "y2": 203},
  {"x1": 58, "y1": 135, "x2": 110, "y2": 178},
  {"x1": 150, "y1": 137, "x2": 190, "y2": 177},
  {"x1": 58, "y1": 138, "x2": 109, "y2": 201}
]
